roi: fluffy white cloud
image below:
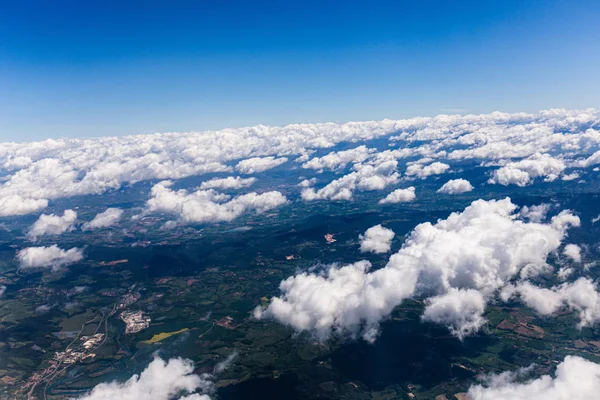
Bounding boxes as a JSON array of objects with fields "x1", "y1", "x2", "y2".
[
  {"x1": 502, "y1": 278, "x2": 600, "y2": 328},
  {"x1": 488, "y1": 153, "x2": 566, "y2": 186},
  {"x1": 147, "y1": 181, "x2": 286, "y2": 224},
  {"x1": 301, "y1": 161, "x2": 399, "y2": 201},
  {"x1": 257, "y1": 198, "x2": 579, "y2": 340},
  {"x1": 405, "y1": 161, "x2": 450, "y2": 179},
  {"x1": 379, "y1": 187, "x2": 416, "y2": 204},
  {"x1": 0, "y1": 195, "x2": 48, "y2": 217},
  {"x1": 467, "y1": 356, "x2": 600, "y2": 400},
  {"x1": 302, "y1": 146, "x2": 375, "y2": 171},
  {"x1": 199, "y1": 176, "x2": 256, "y2": 190},
  {"x1": 17, "y1": 245, "x2": 84, "y2": 271},
  {"x1": 437, "y1": 179, "x2": 474, "y2": 194},
  {"x1": 82, "y1": 208, "x2": 123, "y2": 230},
  {"x1": 28, "y1": 210, "x2": 77, "y2": 240},
  {"x1": 422, "y1": 289, "x2": 486, "y2": 339},
  {"x1": 563, "y1": 244, "x2": 582, "y2": 262},
  {"x1": 519, "y1": 204, "x2": 551, "y2": 223},
  {"x1": 235, "y1": 156, "x2": 287, "y2": 174},
  {"x1": 78, "y1": 357, "x2": 213, "y2": 400},
  {"x1": 359, "y1": 225, "x2": 395, "y2": 254},
  {"x1": 0, "y1": 109, "x2": 598, "y2": 216}
]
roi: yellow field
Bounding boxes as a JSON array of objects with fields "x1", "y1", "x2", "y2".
[{"x1": 141, "y1": 328, "x2": 189, "y2": 344}]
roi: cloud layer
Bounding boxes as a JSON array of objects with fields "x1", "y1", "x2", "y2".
[{"x1": 1, "y1": 109, "x2": 598, "y2": 216}]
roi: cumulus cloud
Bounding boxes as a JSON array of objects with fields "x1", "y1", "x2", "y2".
[
  {"x1": 82, "y1": 208, "x2": 123, "y2": 230},
  {"x1": 467, "y1": 356, "x2": 600, "y2": 400},
  {"x1": 379, "y1": 187, "x2": 416, "y2": 204},
  {"x1": 519, "y1": 204, "x2": 551, "y2": 223},
  {"x1": 199, "y1": 176, "x2": 256, "y2": 190},
  {"x1": 78, "y1": 356, "x2": 213, "y2": 400},
  {"x1": 502, "y1": 278, "x2": 600, "y2": 328},
  {"x1": 488, "y1": 153, "x2": 566, "y2": 186},
  {"x1": 405, "y1": 161, "x2": 450, "y2": 179},
  {"x1": 146, "y1": 181, "x2": 287, "y2": 224},
  {"x1": 422, "y1": 289, "x2": 486, "y2": 339},
  {"x1": 257, "y1": 198, "x2": 579, "y2": 340},
  {"x1": 0, "y1": 109, "x2": 598, "y2": 216},
  {"x1": 301, "y1": 161, "x2": 399, "y2": 201},
  {"x1": 563, "y1": 244, "x2": 582, "y2": 262},
  {"x1": 359, "y1": 225, "x2": 395, "y2": 254},
  {"x1": 235, "y1": 156, "x2": 287, "y2": 174},
  {"x1": 17, "y1": 245, "x2": 84, "y2": 271},
  {"x1": 28, "y1": 210, "x2": 77, "y2": 240},
  {"x1": 437, "y1": 179, "x2": 474, "y2": 194},
  {"x1": 0, "y1": 195, "x2": 48, "y2": 217},
  {"x1": 301, "y1": 146, "x2": 375, "y2": 171}
]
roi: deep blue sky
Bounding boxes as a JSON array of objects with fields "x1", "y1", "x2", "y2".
[{"x1": 1, "y1": 0, "x2": 599, "y2": 141}]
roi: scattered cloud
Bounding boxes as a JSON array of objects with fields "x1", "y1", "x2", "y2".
[
  {"x1": 17, "y1": 245, "x2": 84, "y2": 271},
  {"x1": 199, "y1": 176, "x2": 256, "y2": 190},
  {"x1": 27, "y1": 209, "x2": 77, "y2": 240},
  {"x1": 146, "y1": 181, "x2": 287, "y2": 224},
  {"x1": 488, "y1": 153, "x2": 566, "y2": 186},
  {"x1": 437, "y1": 179, "x2": 474, "y2": 194},
  {"x1": 359, "y1": 225, "x2": 395, "y2": 254},
  {"x1": 379, "y1": 187, "x2": 416, "y2": 204},
  {"x1": 77, "y1": 356, "x2": 213, "y2": 400},
  {"x1": 301, "y1": 146, "x2": 375, "y2": 171},
  {"x1": 563, "y1": 244, "x2": 582, "y2": 262},
  {"x1": 257, "y1": 198, "x2": 580, "y2": 341},
  {"x1": 301, "y1": 161, "x2": 399, "y2": 201},
  {"x1": 405, "y1": 161, "x2": 450, "y2": 179},
  {"x1": 235, "y1": 156, "x2": 287, "y2": 174},
  {"x1": 82, "y1": 208, "x2": 123, "y2": 230}
]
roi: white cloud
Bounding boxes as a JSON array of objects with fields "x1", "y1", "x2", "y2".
[
  {"x1": 77, "y1": 356, "x2": 213, "y2": 400},
  {"x1": 563, "y1": 244, "x2": 582, "y2": 262},
  {"x1": 298, "y1": 178, "x2": 317, "y2": 188},
  {"x1": 488, "y1": 153, "x2": 566, "y2": 186},
  {"x1": 301, "y1": 161, "x2": 399, "y2": 201},
  {"x1": 302, "y1": 146, "x2": 375, "y2": 171},
  {"x1": 405, "y1": 161, "x2": 450, "y2": 179},
  {"x1": 257, "y1": 198, "x2": 579, "y2": 340},
  {"x1": 82, "y1": 208, "x2": 123, "y2": 230},
  {"x1": 359, "y1": 225, "x2": 395, "y2": 254},
  {"x1": 422, "y1": 289, "x2": 486, "y2": 340},
  {"x1": 503, "y1": 278, "x2": 600, "y2": 328},
  {"x1": 467, "y1": 356, "x2": 600, "y2": 400},
  {"x1": 518, "y1": 204, "x2": 551, "y2": 223},
  {"x1": 199, "y1": 176, "x2": 256, "y2": 190},
  {"x1": 17, "y1": 245, "x2": 84, "y2": 271},
  {"x1": 0, "y1": 195, "x2": 48, "y2": 217},
  {"x1": 437, "y1": 178, "x2": 474, "y2": 194},
  {"x1": 562, "y1": 172, "x2": 580, "y2": 181},
  {"x1": 0, "y1": 109, "x2": 598, "y2": 216},
  {"x1": 147, "y1": 181, "x2": 287, "y2": 224},
  {"x1": 235, "y1": 156, "x2": 287, "y2": 174},
  {"x1": 28, "y1": 210, "x2": 77, "y2": 240},
  {"x1": 379, "y1": 187, "x2": 416, "y2": 204}
]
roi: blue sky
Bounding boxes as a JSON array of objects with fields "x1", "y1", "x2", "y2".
[{"x1": 1, "y1": 0, "x2": 599, "y2": 141}]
